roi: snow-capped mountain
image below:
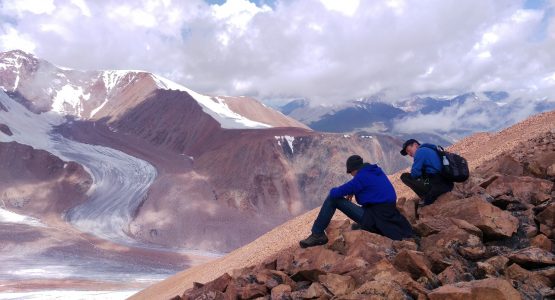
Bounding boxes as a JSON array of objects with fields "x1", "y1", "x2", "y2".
[
  {"x1": 279, "y1": 92, "x2": 555, "y2": 142},
  {"x1": 0, "y1": 50, "x2": 307, "y2": 130}
]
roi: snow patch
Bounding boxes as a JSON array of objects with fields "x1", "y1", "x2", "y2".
[
  {"x1": 274, "y1": 135, "x2": 295, "y2": 153},
  {"x1": 89, "y1": 98, "x2": 109, "y2": 118},
  {"x1": 51, "y1": 85, "x2": 90, "y2": 117},
  {"x1": 0, "y1": 207, "x2": 45, "y2": 227},
  {"x1": 102, "y1": 70, "x2": 134, "y2": 93},
  {"x1": 151, "y1": 74, "x2": 272, "y2": 129}
]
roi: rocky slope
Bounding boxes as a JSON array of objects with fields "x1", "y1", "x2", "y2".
[
  {"x1": 0, "y1": 141, "x2": 91, "y2": 221},
  {"x1": 132, "y1": 110, "x2": 555, "y2": 300}
]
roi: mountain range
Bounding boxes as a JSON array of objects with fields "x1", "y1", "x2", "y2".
[
  {"x1": 0, "y1": 50, "x2": 413, "y2": 295},
  {"x1": 278, "y1": 91, "x2": 555, "y2": 143}
]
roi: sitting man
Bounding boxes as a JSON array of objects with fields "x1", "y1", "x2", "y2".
[
  {"x1": 300, "y1": 155, "x2": 413, "y2": 248},
  {"x1": 400, "y1": 139, "x2": 454, "y2": 206}
]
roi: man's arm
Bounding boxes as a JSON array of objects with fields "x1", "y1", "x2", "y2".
[
  {"x1": 410, "y1": 151, "x2": 424, "y2": 178},
  {"x1": 329, "y1": 177, "x2": 362, "y2": 198}
]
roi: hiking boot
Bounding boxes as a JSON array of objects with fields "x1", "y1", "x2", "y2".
[{"x1": 299, "y1": 233, "x2": 328, "y2": 248}]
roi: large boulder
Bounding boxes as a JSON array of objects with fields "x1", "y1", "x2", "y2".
[
  {"x1": 339, "y1": 230, "x2": 393, "y2": 264},
  {"x1": 536, "y1": 202, "x2": 555, "y2": 228},
  {"x1": 182, "y1": 273, "x2": 232, "y2": 300},
  {"x1": 508, "y1": 247, "x2": 555, "y2": 268},
  {"x1": 485, "y1": 175, "x2": 553, "y2": 205},
  {"x1": 420, "y1": 225, "x2": 485, "y2": 272},
  {"x1": 526, "y1": 151, "x2": 555, "y2": 178},
  {"x1": 393, "y1": 250, "x2": 436, "y2": 282},
  {"x1": 428, "y1": 278, "x2": 520, "y2": 300},
  {"x1": 318, "y1": 273, "x2": 355, "y2": 296},
  {"x1": 531, "y1": 234, "x2": 553, "y2": 252},
  {"x1": 414, "y1": 217, "x2": 482, "y2": 238},
  {"x1": 277, "y1": 247, "x2": 345, "y2": 275},
  {"x1": 420, "y1": 196, "x2": 518, "y2": 239},
  {"x1": 477, "y1": 154, "x2": 524, "y2": 177}
]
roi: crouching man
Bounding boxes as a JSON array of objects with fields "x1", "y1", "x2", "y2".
[
  {"x1": 300, "y1": 155, "x2": 413, "y2": 248},
  {"x1": 399, "y1": 139, "x2": 454, "y2": 206}
]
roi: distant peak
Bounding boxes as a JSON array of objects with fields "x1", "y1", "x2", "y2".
[{"x1": 0, "y1": 49, "x2": 37, "y2": 61}]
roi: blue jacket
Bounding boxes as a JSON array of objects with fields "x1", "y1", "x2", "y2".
[
  {"x1": 411, "y1": 143, "x2": 442, "y2": 178},
  {"x1": 329, "y1": 163, "x2": 397, "y2": 205}
]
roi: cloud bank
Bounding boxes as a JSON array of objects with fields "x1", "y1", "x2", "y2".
[{"x1": 0, "y1": 0, "x2": 554, "y2": 104}]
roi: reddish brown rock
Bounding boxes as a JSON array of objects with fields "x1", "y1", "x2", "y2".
[
  {"x1": 225, "y1": 282, "x2": 268, "y2": 299},
  {"x1": 372, "y1": 268, "x2": 429, "y2": 298},
  {"x1": 318, "y1": 273, "x2": 355, "y2": 296},
  {"x1": 547, "y1": 163, "x2": 555, "y2": 177},
  {"x1": 508, "y1": 247, "x2": 555, "y2": 268},
  {"x1": 182, "y1": 273, "x2": 232, "y2": 300},
  {"x1": 438, "y1": 262, "x2": 471, "y2": 285},
  {"x1": 428, "y1": 278, "x2": 520, "y2": 300},
  {"x1": 505, "y1": 263, "x2": 551, "y2": 289},
  {"x1": 282, "y1": 247, "x2": 345, "y2": 274},
  {"x1": 392, "y1": 239, "x2": 418, "y2": 252},
  {"x1": 302, "y1": 282, "x2": 331, "y2": 299},
  {"x1": 420, "y1": 226, "x2": 484, "y2": 271},
  {"x1": 505, "y1": 263, "x2": 553, "y2": 299},
  {"x1": 477, "y1": 256, "x2": 510, "y2": 277},
  {"x1": 485, "y1": 175, "x2": 553, "y2": 205},
  {"x1": 434, "y1": 191, "x2": 465, "y2": 204},
  {"x1": 330, "y1": 255, "x2": 367, "y2": 275},
  {"x1": 539, "y1": 223, "x2": 553, "y2": 239},
  {"x1": 393, "y1": 250, "x2": 436, "y2": 282},
  {"x1": 397, "y1": 197, "x2": 417, "y2": 224},
  {"x1": 341, "y1": 231, "x2": 393, "y2": 264},
  {"x1": 344, "y1": 259, "x2": 397, "y2": 287},
  {"x1": 325, "y1": 219, "x2": 351, "y2": 242},
  {"x1": 349, "y1": 280, "x2": 410, "y2": 299},
  {"x1": 270, "y1": 284, "x2": 291, "y2": 300},
  {"x1": 414, "y1": 217, "x2": 482, "y2": 238},
  {"x1": 531, "y1": 234, "x2": 553, "y2": 252},
  {"x1": 527, "y1": 151, "x2": 555, "y2": 178},
  {"x1": 420, "y1": 196, "x2": 518, "y2": 238},
  {"x1": 255, "y1": 269, "x2": 295, "y2": 290},
  {"x1": 536, "y1": 202, "x2": 555, "y2": 228},
  {"x1": 479, "y1": 154, "x2": 524, "y2": 177},
  {"x1": 479, "y1": 174, "x2": 500, "y2": 189}
]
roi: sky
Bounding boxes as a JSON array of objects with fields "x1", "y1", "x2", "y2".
[{"x1": 0, "y1": 0, "x2": 554, "y2": 105}]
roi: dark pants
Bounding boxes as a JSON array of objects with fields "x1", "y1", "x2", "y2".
[
  {"x1": 311, "y1": 195, "x2": 363, "y2": 234},
  {"x1": 400, "y1": 173, "x2": 453, "y2": 205}
]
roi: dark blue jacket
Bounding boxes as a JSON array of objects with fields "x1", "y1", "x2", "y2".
[
  {"x1": 411, "y1": 143, "x2": 442, "y2": 178},
  {"x1": 329, "y1": 163, "x2": 397, "y2": 205}
]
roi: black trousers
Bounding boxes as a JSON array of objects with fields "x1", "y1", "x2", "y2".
[{"x1": 400, "y1": 173, "x2": 453, "y2": 205}]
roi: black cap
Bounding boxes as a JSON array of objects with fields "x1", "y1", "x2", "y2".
[
  {"x1": 346, "y1": 155, "x2": 364, "y2": 173},
  {"x1": 400, "y1": 139, "x2": 420, "y2": 156}
]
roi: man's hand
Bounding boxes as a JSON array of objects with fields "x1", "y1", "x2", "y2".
[{"x1": 345, "y1": 195, "x2": 354, "y2": 201}]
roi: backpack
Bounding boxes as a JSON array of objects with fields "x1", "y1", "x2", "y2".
[{"x1": 421, "y1": 144, "x2": 469, "y2": 182}]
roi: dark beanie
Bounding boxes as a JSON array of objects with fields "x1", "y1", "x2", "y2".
[{"x1": 346, "y1": 155, "x2": 364, "y2": 173}]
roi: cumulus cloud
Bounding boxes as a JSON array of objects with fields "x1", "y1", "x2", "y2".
[
  {"x1": 392, "y1": 93, "x2": 549, "y2": 137},
  {"x1": 0, "y1": 0, "x2": 553, "y2": 104}
]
